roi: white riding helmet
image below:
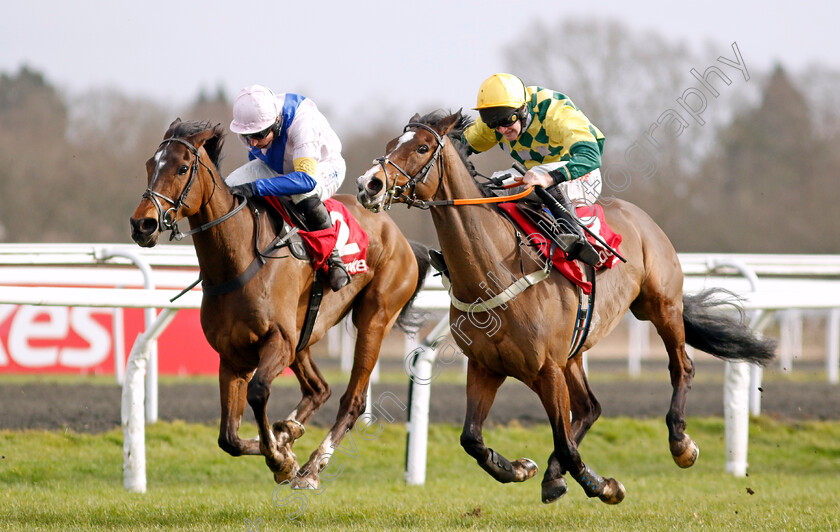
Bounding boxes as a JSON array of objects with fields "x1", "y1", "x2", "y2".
[{"x1": 230, "y1": 85, "x2": 279, "y2": 135}]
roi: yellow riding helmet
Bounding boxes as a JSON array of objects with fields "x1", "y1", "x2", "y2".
[{"x1": 474, "y1": 73, "x2": 528, "y2": 110}]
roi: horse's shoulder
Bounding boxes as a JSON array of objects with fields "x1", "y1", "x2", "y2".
[{"x1": 330, "y1": 194, "x2": 358, "y2": 208}]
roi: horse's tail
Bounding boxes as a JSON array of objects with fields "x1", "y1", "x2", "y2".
[
  {"x1": 682, "y1": 288, "x2": 776, "y2": 366},
  {"x1": 395, "y1": 240, "x2": 432, "y2": 335}
]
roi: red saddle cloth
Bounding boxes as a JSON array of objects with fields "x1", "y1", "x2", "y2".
[
  {"x1": 497, "y1": 202, "x2": 622, "y2": 295},
  {"x1": 264, "y1": 197, "x2": 369, "y2": 275}
]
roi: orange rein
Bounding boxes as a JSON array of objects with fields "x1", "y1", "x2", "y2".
[{"x1": 450, "y1": 183, "x2": 533, "y2": 206}]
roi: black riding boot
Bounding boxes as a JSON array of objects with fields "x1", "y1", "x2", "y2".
[
  {"x1": 293, "y1": 196, "x2": 351, "y2": 292},
  {"x1": 543, "y1": 186, "x2": 600, "y2": 267}
]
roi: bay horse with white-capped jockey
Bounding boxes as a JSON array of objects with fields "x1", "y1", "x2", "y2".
[
  {"x1": 356, "y1": 110, "x2": 775, "y2": 504},
  {"x1": 130, "y1": 119, "x2": 430, "y2": 488}
]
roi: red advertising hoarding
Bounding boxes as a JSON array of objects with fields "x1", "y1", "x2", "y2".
[{"x1": 0, "y1": 303, "x2": 219, "y2": 375}]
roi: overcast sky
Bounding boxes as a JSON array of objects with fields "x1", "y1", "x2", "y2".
[{"x1": 1, "y1": 0, "x2": 836, "y2": 128}]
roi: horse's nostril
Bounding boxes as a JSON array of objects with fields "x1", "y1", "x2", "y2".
[
  {"x1": 130, "y1": 217, "x2": 158, "y2": 235},
  {"x1": 140, "y1": 218, "x2": 158, "y2": 233},
  {"x1": 366, "y1": 179, "x2": 384, "y2": 195}
]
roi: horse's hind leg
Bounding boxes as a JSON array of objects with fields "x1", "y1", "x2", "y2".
[
  {"x1": 217, "y1": 360, "x2": 261, "y2": 456},
  {"x1": 533, "y1": 360, "x2": 624, "y2": 505},
  {"x1": 460, "y1": 359, "x2": 538, "y2": 484},
  {"x1": 632, "y1": 293, "x2": 699, "y2": 468}
]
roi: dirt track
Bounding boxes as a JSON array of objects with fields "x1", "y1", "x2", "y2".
[{"x1": 1, "y1": 359, "x2": 837, "y2": 434}]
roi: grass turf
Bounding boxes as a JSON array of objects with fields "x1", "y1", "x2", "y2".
[{"x1": 1, "y1": 416, "x2": 839, "y2": 530}]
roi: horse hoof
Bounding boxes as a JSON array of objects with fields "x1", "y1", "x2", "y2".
[
  {"x1": 541, "y1": 477, "x2": 567, "y2": 504},
  {"x1": 289, "y1": 473, "x2": 320, "y2": 490},
  {"x1": 513, "y1": 458, "x2": 539, "y2": 482},
  {"x1": 273, "y1": 467, "x2": 297, "y2": 485},
  {"x1": 670, "y1": 434, "x2": 699, "y2": 468},
  {"x1": 598, "y1": 478, "x2": 626, "y2": 505},
  {"x1": 267, "y1": 448, "x2": 299, "y2": 483},
  {"x1": 273, "y1": 420, "x2": 306, "y2": 444}
]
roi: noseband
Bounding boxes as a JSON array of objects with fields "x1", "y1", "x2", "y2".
[
  {"x1": 374, "y1": 122, "x2": 445, "y2": 210},
  {"x1": 143, "y1": 137, "x2": 246, "y2": 240}
]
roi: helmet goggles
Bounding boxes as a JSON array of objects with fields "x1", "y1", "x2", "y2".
[
  {"x1": 480, "y1": 107, "x2": 521, "y2": 129},
  {"x1": 243, "y1": 124, "x2": 274, "y2": 140}
]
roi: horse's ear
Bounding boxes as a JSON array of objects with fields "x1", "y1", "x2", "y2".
[
  {"x1": 409, "y1": 113, "x2": 421, "y2": 123},
  {"x1": 190, "y1": 127, "x2": 217, "y2": 150},
  {"x1": 164, "y1": 118, "x2": 181, "y2": 139},
  {"x1": 437, "y1": 111, "x2": 462, "y2": 136}
]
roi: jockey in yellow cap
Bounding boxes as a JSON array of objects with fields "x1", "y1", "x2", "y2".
[{"x1": 462, "y1": 73, "x2": 605, "y2": 266}]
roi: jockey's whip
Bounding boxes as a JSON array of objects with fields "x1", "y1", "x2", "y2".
[{"x1": 514, "y1": 162, "x2": 627, "y2": 263}]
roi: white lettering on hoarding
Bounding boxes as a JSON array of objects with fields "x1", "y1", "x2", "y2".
[
  {"x1": 1, "y1": 306, "x2": 111, "y2": 368},
  {"x1": 0, "y1": 305, "x2": 13, "y2": 365}
]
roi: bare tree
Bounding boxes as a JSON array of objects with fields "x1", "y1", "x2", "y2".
[
  {"x1": 685, "y1": 65, "x2": 836, "y2": 253},
  {"x1": 0, "y1": 67, "x2": 71, "y2": 241},
  {"x1": 505, "y1": 19, "x2": 699, "y2": 147}
]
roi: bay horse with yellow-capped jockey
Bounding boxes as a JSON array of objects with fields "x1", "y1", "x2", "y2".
[{"x1": 356, "y1": 110, "x2": 775, "y2": 504}]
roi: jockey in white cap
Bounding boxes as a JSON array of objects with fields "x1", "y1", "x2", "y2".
[{"x1": 227, "y1": 84, "x2": 349, "y2": 291}]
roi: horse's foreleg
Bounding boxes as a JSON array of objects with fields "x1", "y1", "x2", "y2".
[
  {"x1": 533, "y1": 361, "x2": 624, "y2": 505},
  {"x1": 285, "y1": 350, "x2": 331, "y2": 425},
  {"x1": 546, "y1": 356, "x2": 602, "y2": 482},
  {"x1": 246, "y1": 330, "x2": 298, "y2": 483},
  {"x1": 217, "y1": 361, "x2": 261, "y2": 456},
  {"x1": 461, "y1": 359, "x2": 538, "y2": 484},
  {"x1": 564, "y1": 356, "x2": 601, "y2": 445}
]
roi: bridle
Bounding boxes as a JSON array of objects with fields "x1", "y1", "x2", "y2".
[
  {"x1": 372, "y1": 122, "x2": 532, "y2": 210},
  {"x1": 143, "y1": 137, "x2": 247, "y2": 240},
  {"x1": 374, "y1": 122, "x2": 446, "y2": 210}
]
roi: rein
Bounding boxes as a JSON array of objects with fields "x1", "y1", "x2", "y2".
[
  {"x1": 143, "y1": 137, "x2": 248, "y2": 241},
  {"x1": 375, "y1": 122, "x2": 533, "y2": 210}
]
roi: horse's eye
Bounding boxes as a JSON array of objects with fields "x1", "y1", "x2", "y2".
[
  {"x1": 417, "y1": 145, "x2": 430, "y2": 154},
  {"x1": 178, "y1": 165, "x2": 189, "y2": 175}
]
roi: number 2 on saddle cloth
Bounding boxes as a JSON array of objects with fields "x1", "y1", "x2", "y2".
[{"x1": 264, "y1": 196, "x2": 370, "y2": 275}]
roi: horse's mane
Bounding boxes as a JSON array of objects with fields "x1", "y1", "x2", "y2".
[{"x1": 171, "y1": 120, "x2": 226, "y2": 171}]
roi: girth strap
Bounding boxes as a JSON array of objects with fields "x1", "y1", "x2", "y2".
[
  {"x1": 295, "y1": 272, "x2": 325, "y2": 352},
  {"x1": 568, "y1": 264, "x2": 596, "y2": 359}
]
